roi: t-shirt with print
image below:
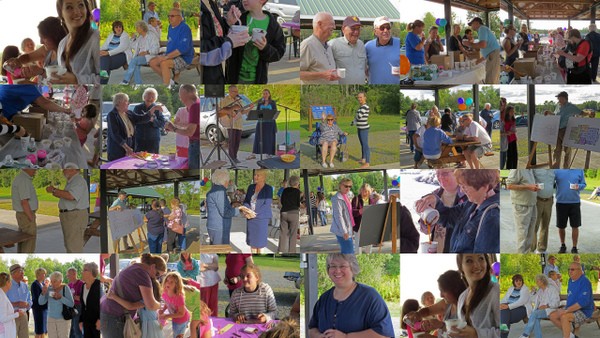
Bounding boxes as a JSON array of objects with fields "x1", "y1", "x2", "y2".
[
  {"x1": 162, "y1": 292, "x2": 190, "y2": 324},
  {"x1": 240, "y1": 15, "x2": 270, "y2": 82}
]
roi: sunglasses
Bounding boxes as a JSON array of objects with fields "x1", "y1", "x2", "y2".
[
  {"x1": 379, "y1": 25, "x2": 391, "y2": 31},
  {"x1": 327, "y1": 119, "x2": 334, "y2": 121},
  {"x1": 344, "y1": 185, "x2": 353, "y2": 188}
]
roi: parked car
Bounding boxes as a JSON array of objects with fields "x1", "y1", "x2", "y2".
[
  {"x1": 515, "y1": 114, "x2": 528, "y2": 126},
  {"x1": 102, "y1": 101, "x2": 171, "y2": 152},
  {"x1": 263, "y1": 0, "x2": 299, "y2": 24},
  {"x1": 200, "y1": 95, "x2": 256, "y2": 144}
]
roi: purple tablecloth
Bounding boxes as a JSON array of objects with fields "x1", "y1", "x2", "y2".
[
  {"x1": 101, "y1": 156, "x2": 188, "y2": 169},
  {"x1": 281, "y1": 22, "x2": 300, "y2": 30},
  {"x1": 210, "y1": 317, "x2": 277, "y2": 338}
]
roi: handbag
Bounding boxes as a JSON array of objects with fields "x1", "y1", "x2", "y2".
[
  {"x1": 61, "y1": 286, "x2": 78, "y2": 320},
  {"x1": 115, "y1": 276, "x2": 142, "y2": 338},
  {"x1": 169, "y1": 220, "x2": 185, "y2": 234}
]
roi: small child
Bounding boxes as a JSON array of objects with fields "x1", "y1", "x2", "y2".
[
  {"x1": 160, "y1": 272, "x2": 190, "y2": 338},
  {"x1": 199, "y1": 300, "x2": 212, "y2": 338},
  {"x1": 182, "y1": 278, "x2": 201, "y2": 338},
  {"x1": 422, "y1": 116, "x2": 453, "y2": 160},
  {"x1": 75, "y1": 103, "x2": 98, "y2": 146}
]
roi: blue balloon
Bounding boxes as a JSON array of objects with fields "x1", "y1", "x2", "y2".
[
  {"x1": 457, "y1": 97, "x2": 465, "y2": 105},
  {"x1": 200, "y1": 181, "x2": 205, "y2": 186},
  {"x1": 392, "y1": 179, "x2": 399, "y2": 187},
  {"x1": 466, "y1": 98, "x2": 473, "y2": 106},
  {"x1": 440, "y1": 18, "x2": 447, "y2": 27}
]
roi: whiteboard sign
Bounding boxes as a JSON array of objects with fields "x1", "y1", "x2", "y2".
[
  {"x1": 531, "y1": 114, "x2": 561, "y2": 146},
  {"x1": 108, "y1": 209, "x2": 144, "y2": 241},
  {"x1": 564, "y1": 117, "x2": 600, "y2": 152}
]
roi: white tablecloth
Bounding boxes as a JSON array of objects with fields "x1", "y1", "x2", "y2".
[{"x1": 415, "y1": 62, "x2": 486, "y2": 85}]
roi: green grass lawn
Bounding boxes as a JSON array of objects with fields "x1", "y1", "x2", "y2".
[
  {"x1": 217, "y1": 255, "x2": 300, "y2": 272},
  {"x1": 300, "y1": 115, "x2": 401, "y2": 138},
  {"x1": 0, "y1": 187, "x2": 95, "y2": 218}
]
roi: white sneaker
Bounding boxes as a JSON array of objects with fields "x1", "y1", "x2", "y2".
[
  {"x1": 569, "y1": 333, "x2": 576, "y2": 338},
  {"x1": 322, "y1": 162, "x2": 328, "y2": 168},
  {"x1": 329, "y1": 162, "x2": 335, "y2": 168},
  {"x1": 120, "y1": 80, "x2": 129, "y2": 85},
  {"x1": 518, "y1": 335, "x2": 528, "y2": 338}
]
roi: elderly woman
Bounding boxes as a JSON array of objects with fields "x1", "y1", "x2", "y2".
[
  {"x1": 106, "y1": 93, "x2": 153, "y2": 161},
  {"x1": 200, "y1": 253, "x2": 219, "y2": 317},
  {"x1": 518, "y1": 274, "x2": 560, "y2": 338},
  {"x1": 415, "y1": 169, "x2": 468, "y2": 253},
  {"x1": 101, "y1": 254, "x2": 165, "y2": 338},
  {"x1": 120, "y1": 20, "x2": 160, "y2": 85},
  {"x1": 206, "y1": 169, "x2": 245, "y2": 244},
  {"x1": 54, "y1": 0, "x2": 100, "y2": 84},
  {"x1": 100, "y1": 20, "x2": 132, "y2": 84},
  {"x1": 309, "y1": 254, "x2": 394, "y2": 337},
  {"x1": 424, "y1": 26, "x2": 444, "y2": 63},
  {"x1": 416, "y1": 170, "x2": 500, "y2": 253},
  {"x1": 244, "y1": 170, "x2": 273, "y2": 254},
  {"x1": 31, "y1": 268, "x2": 48, "y2": 338},
  {"x1": 319, "y1": 115, "x2": 348, "y2": 168},
  {"x1": 38, "y1": 271, "x2": 74, "y2": 338},
  {"x1": 132, "y1": 88, "x2": 166, "y2": 153},
  {"x1": 6, "y1": 17, "x2": 67, "y2": 81},
  {"x1": 278, "y1": 175, "x2": 301, "y2": 253},
  {"x1": 330, "y1": 178, "x2": 355, "y2": 254},
  {"x1": 448, "y1": 24, "x2": 467, "y2": 53},
  {"x1": 500, "y1": 274, "x2": 532, "y2": 338},
  {"x1": 80, "y1": 262, "x2": 102, "y2": 338},
  {"x1": 229, "y1": 264, "x2": 277, "y2": 323},
  {"x1": 0, "y1": 272, "x2": 25, "y2": 338},
  {"x1": 405, "y1": 20, "x2": 426, "y2": 65},
  {"x1": 404, "y1": 270, "x2": 467, "y2": 337},
  {"x1": 351, "y1": 183, "x2": 376, "y2": 254}
]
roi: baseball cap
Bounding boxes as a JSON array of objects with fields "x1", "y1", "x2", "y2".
[
  {"x1": 10, "y1": 264, "x2": 24, "y2": 273},
  {"x1": 555, "y1": 91, "x2": 568, "y2": 99},
  {"x1": 374, "y1": 16, "x2": 391, "y2": 28},
  {"x1": 342, "y1": 16, "x2": 362, "y2": 28},
  {"x1": 468, "y1": 17, "x2": 483, "y2": 26}
]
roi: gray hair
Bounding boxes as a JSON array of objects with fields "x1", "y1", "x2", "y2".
[
  {"x1": 67, "y1": 267, "x2": 77, "y2": 274},
  {"x1": 313, "y1": 12, "x2": 333, "y2": 30},
  {"x1": 134, "y1": 20, "x2": 149, "y2": 33},
  {"x1": 112, "y1": 93, "x2": 129, "y2": 107},
  {"x1": 211, "y1": 169, "x2": 231, "y2": 186},
  {"x1": 84, "y1": 262, "x2": 99, "y2": 278},
  {"x1": 49, "y1": 271, "x2": 63, "y2": 282},
  {"x1": 535, "y1": 273, "x2": 549, "y2": 286},
  {"x1": 288, "y1": 175, "x2": 300, "y2": 187},
  {"x1": 326, "y1": 254, "x2": 360, "y2": 276},
  {"x1": 179, "y1": 84, "x2": 198, "y2": 97},
  {"x1": 485, "y1": 102, "x2": 491, "y2": 109},
  {"x1": 143, "y1": 87, "x2": 158, "y2": 101}
]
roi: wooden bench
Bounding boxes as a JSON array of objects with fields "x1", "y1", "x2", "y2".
[
  {"x1": 200, "y1": 244, "x2": 231, "y2": 253},
  {"x1": 0, "y1": 228, "x2": 35, "y2": 253},
  {"x1": 538, "y1": 294, "x2": 600, "y2": 333}
]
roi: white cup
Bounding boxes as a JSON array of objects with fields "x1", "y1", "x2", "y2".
[
  {"x1": 49, "y1": 291, "x2": 55, "y2": 297},
  {"x1": 391, "y1": 65, "x2": 400, "y2": 75},
  {"x1": 251, "y1": 28, "x2": 266, "y2": 42},
  {"x1": 337, "y1": 68, "x2": 346, "y2": 78},
  {"x1": 537, "y1": 183, "x2": 545, "y2": 190},
  {"x1": 230, "y1": 25, "x2": 248, "y2": 34},
  {"x1": 454, "y1": 62, "x2": 460, "y2": 69},
  {"x1": 53, "y1": 140, "x2": 64, "y2": 149},
  {"x1": 570, "y1": 183, "x2": 578, "y2": 190},
  {"x1": 63, "y1": 137, "x2": 72, "y2": 148},
  {"x1": 445, "y1": 319, "x2": 467, "y2": 331},
  {"x1": 420, "y1": 208, "x2": 440, "y2": 226},
  {"x1": 420, "y1": 241, "x2": 438, "y2": 253}
]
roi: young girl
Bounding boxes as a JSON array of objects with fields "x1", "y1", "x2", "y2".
[
  {"x1": 160, "y1": 272, "x2": 190, "y2": 338},
  {"x1": 182, "y1": 278, "x2": 201, "y2": 338},
  {"x1": 200, "y1": 300, "x2": 212, "y2": 338},
  {"x1": 107, "y1": 278, "x2": 164, "y2": 338},
  {"x1": 422, "y1": 116, "x2": 453, "y2": 160},
  {"x1": 225, "y1": 0, "x2": 286, "y2": 84},
  {"x1": 75, "y1": 103, "x2": 98, "y2": 146},
  {"x1": 167, "y1": 198, "x2": 183, "y2": 252}
]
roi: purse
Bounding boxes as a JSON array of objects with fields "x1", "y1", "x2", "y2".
[
  {"x1": 115, "y1": 277, "x2": 142, "y2": 338},
  {"x1": 170, "y1": 221, "x2": 184, "y2": 234},
  {"x1": 61, "y1": 287, "x2": 78, "y2": 320}
]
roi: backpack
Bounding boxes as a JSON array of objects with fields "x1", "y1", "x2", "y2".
[{"x1": 569, "y1": 39, "x2": 593, "y2": 74}]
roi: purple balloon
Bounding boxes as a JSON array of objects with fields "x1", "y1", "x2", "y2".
[
  {"x1": 392, "y1": 179, "x2": 399, "y2": 186},
  {"x1": 92, "y1": 8, "x2": 100, "y2": 22},
  {"x1": 492, "y1": 261, "x2": 500, "y2": 276},
  {"x1": 457, "y1": 97, "x2": 465, "y2": 105},
  {"x1": 435, "y1": 18, "x2": 441, "y2": 26}
]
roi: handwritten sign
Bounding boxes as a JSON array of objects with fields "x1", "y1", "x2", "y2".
[{"x1": 531, "y1": 114, "x2": 560, "y2": 146}]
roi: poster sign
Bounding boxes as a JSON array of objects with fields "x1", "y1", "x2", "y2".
[
  {"x1": 531, "y1": 114, "x2": 560, "y2": 146},
  {"x1": 564, "y1": 117, "x2": 600, "y2": 152}
]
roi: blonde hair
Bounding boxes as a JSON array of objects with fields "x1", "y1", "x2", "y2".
[
  {"x1": 163, "y1": 272, "x2": 184, "y2": 296},
  {"x1": 35, "y1": 268, "x2": 47, "y2": 279},
  {"x1": 338, "y1": 178, "x2": 352, "y2": 190},
  {"x1": 0, "y1": 273, "x2": 10, "y2": 288},
  {"x1": 170, "y1": 197, "x2": 180, "y2": 208},
  {"x1": 428, "y1": 116, "x2": 441, "y2": 128}
]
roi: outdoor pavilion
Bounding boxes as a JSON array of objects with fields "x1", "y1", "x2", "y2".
[
  {"x1": 99, "y1": 169, "x2": 200, "y2": 253},
  {"x1": 501, "y1": 0, "x2": 600, "y2": 28},
  {"x1": 298, "y1": 0, "x2": 400, "y2": 29}
]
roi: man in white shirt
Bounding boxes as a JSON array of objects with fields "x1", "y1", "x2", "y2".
[{"x1": 459, "y1": 113, "x2": 493, "y2": 169}]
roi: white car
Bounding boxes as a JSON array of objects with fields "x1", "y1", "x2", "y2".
[
  {"x1": 200, "y1": 95, "x2": 255, "y2": 144},
  {"x1": 263, "y1": 0, "x2": 299, "y2": 24}
]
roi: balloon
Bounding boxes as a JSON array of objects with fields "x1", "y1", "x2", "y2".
[
  {"x1": 491, "y1": 275, "x2": 498, "y2": 283},
  {"x1": 317, "y1": 186, "x2": 321, "y2": 192},
  {"x1": 92, "y1": 8, "x2": 100, "y2": 22},
  {"x1": 392, "y1": 179, "x2": 399, "y2": 187},
  {"x1": 435, "y1": 18, "x2": 441, "y2": 26},
  {"x1": 200, "y1": 181, "x2": 205, "y2": 186},
  {"x1": 440, "y1": 19, "x2": 447, "y2": 27},
  {"x1": 91, "y1": 22, "x2": 98, "y2": 30},
  {"x1": 203, "y1": 177, "x2": 209, "y2": 183},
  {"x1": 400, "y1": 55, "x2": 411, "y2": 75},
  {"x1": 439, "y1": 26, "x2": 445, "y2": 34},
  {"x1": 205, "y1": 181, "x2": 212, "y2": 189},
  {"x1": 466, "y1": 98, "x2": 473, "y2": 106},
  {"x1": 492, "y1": 261, "x2": 501, "y2": 276},
  {"x1": 457, "y1": 97, "x2": 465, "y2": 104},
  {"x1": 458, "y1": 103, "x2": 467, "y2": 110}
]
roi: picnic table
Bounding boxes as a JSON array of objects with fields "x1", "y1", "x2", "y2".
[
  {"x1": 257, "y1": 156, "x2": 299, "y2": 169},
  {"x1": 101, "y1": 155, "x2": 188, "y2": 169},
  {"x1": 0, "y1": 228, "x2": 35, "y2": 253},
  {"x1": 427, "y1": 139, "x2": 480, "y2": 168},
  {"x1": 209, "y1": 317, "x2": 278, "y2": 338}
]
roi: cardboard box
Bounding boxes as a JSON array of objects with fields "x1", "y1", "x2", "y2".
[
  {"x1": 524, "y1": 51, "x2": 538, "y2": 59},
  {"x1": 465, "y1": 51, "x2": 481, "y2": 60},
  {"x1": 13, "y1": 113, "x2": 46, "y2": 141},
  {"x1": 449, "y1": 51, "x2": 465, "y2": 65},
  {"x1": 27, "y1": 105, "x2": 49, "y2": 118},
  {"x1": 512, "y1": 58, "x2": 537, "y2": 78},
  {"x1": 430, "y1": 55, "x2": 452, "y2": 71}
]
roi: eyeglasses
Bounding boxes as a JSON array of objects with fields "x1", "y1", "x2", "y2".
[
  {"x1": 378, "y1": 25, "x2": 391, "y2": 31},
  {"x1": 568, "y1": 268, "x2": 579, "y2": 271},
  {"x1": 327, "y1": 119, "x2": 334, "y2": 121},
  {"x1": 343, "y1": 185, "x2": 353, "y2": 188},
  {"x1": 168, "y1": 14, "x2": 180, "y2": 18},
  {"x1": 327, "y1": 265, "x2": 350, "y2": 271}
]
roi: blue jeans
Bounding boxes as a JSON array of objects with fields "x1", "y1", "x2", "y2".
[
  {"x1": 188, "y1": 140, "x2": 200, "y2": 169},
  {"x1": 122, "y1": 55, "x2": 149, "y2": 84},
  {"x1": 69, "y1": 304, "x2": 83, "y2": 338},
  {"x1": 336, "y1": 235, "x2": 354, "y2": 254},
  {"x1": 177, "y1": 227, "x2": 187, "y2": 250},
  {"x1": 407, "y1": 130, "x2": 416, "y2": 152},
  {"x1": 172, "y1": 320, "x2": 189, "y2": 337},
  {"x1": 100, "y1": 53, "x2": 127, "y2": 84},
  {"x1": 500, "y1": 306, "x2": 527, "y2": 338},
  {"x1": 357, "y1": 128, "x2": 370, "y2": 163},
  {"x1": 319, "y1": 210, "x2": 327, "y2": 225},
  {"x1": 522, "y1": 308, "x2": 548, "y2": 337},
  {"x1": 148, "y1": 232, "x2": 164, "y2": 253}
]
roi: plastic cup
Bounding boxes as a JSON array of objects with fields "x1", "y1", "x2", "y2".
[
  {"x1": 53, "y1": 140, "x2": 64, "y2": 149},
  {"x1": 251, "y1": 28, "x2": 266, "y2": 42},
  {"x1": 337, "y1": 68, "x2": 346, "y2": 78},
  {"x1": 570, "y1": 183, "x2": 578, "y2": 190},
  {"x1": 420, "y1": 241, "x2": 438, "y2": 253},
  {"x1": 41, "y1": 139, "x2": 52, "y2": 150},
  {"x1": 454, "y1": 62, "x2": 460, "y2": 69},
  {"x1": 230, "y1": 25, "x2": 248, "y2": 34},
  {"x1": 63, "y1": 137, "x2": 72, "y2": 148},
  {"x1": 391, "y1": 66, "x2": 400, "y2": 75},
  {"x1": 26, "y1": 154, "x2": 37, "y2": 164},
  {"x1": 537, "y1": 183, "x2": 544, "y2": 190},
  {"x1": 45, "y1": 65, "x2": 59, "y2": 78},
  {"x1": 20, "y1": 136, "x2": 30, "y2": 151}
]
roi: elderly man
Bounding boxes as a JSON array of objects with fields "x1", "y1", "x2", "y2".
[
  {"x1": 300, "y1": 12, "x2": 340, "y2": 84},
  {"x1": 457, "y1": 113, "x2": 493, "y2": 169},
  {"x1": 365, "y1": 16, "x2": 401, "y2": 84},
  {"x1": 109, "y1": 190, "x2": 132, "y2": 249},
  {"x1": 11, "y1": 169, "x2": 38, "y2": 252},
  {"x1": 148, "y1": 8, "x2": 194, "y2": 86},
  {"x1": 463, "y1": 17, "x2": 501, "y2": 84},
  {"x1": 507, "y1": 170, "x2": 540, "y2": 253},
  {"x1": 554, "y1": 169, "x2": 586, "y2": 254},
  {"x1": 7, "y1": 264, "x2": 31, "y2": 338},
  {"x1": 533, "y1": 169, "x2": 556, "y2": 253},
  {"x1": 549, "y1": 262, "x2": 593, "y2": 338},
  {"x1": 548, "y1": 91, "x2": 581, "y2": 168},
  {"x1": 479, "y1": 102, "x2": 494, "y2": 136},
  {"x1": 46, "y1": 168, "x2": 90, "y2": 253},
  {"x1": 328, "y1": 16, "x2": 367, "y2": 84},
  {"x1": 166, "y1": 84, "x2": 200, "y2": 169},
  {"x1": 406, "y1": 103, "x2": 422, "y2": 153}
]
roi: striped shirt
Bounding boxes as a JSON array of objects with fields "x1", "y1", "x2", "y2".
[
  {"x1": 0, "y1": 124, "x2": 20, "y2": 136},
  {"x1": 355, "y1": 104, "x2": 370, "y2": 129},
  {"x1": 229, "y1": 283, "x2": 277, "y2": 321}
]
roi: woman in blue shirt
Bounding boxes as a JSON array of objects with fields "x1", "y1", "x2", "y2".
[
  {"x1": 405, "y1": 20, "x2": 426, "y2": 65},
  {"x1": 247, "y1": 89, "x2": 278, "y2": 159},
  {"x1": 38, "y1": 271, "x2": 74, "y2": 338}
]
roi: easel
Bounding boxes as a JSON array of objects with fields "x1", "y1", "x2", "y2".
[
  {"x1": 378, "y1": 194, "x2": 398, "y2": 253},
  {"x1": 526, "y1": 142, "x2": 553, "y2": 168},
  {"x1": 114, "y1": 227, "x2": 148, "y2": 254}
]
